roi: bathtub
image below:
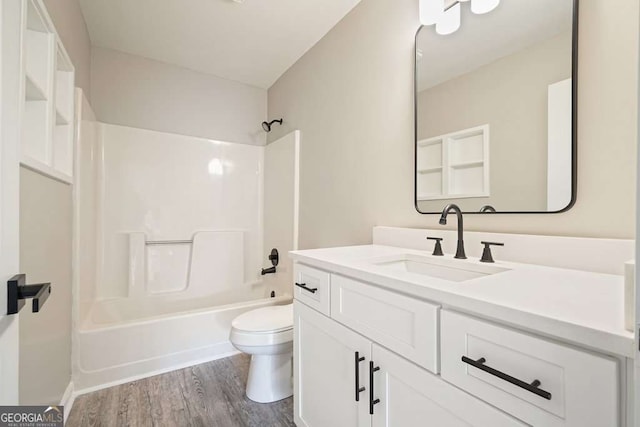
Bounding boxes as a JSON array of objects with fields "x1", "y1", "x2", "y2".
[{"x1": 74, "y1": 287, "x2": 292, "y2": 393}]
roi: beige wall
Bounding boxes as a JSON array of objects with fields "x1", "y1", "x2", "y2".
[
  {"x1": 43, "y1": 0, "x2": 91, "y2": 99},
  {"x1": 19, "y1": 168, "x2": 72, "y2": 405},
  {"x1": 268, "y1": 0, "x2": 638, "y2": 247},
  {"x1": 417, "y1": 31, "x2": 572, "y2": 212},
  {"x1": 91, "y1": 47, "x2": 268, "y2": 146}
]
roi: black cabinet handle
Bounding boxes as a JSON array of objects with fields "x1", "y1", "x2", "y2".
[
  {"x1": 369, "y1": 361, "x2": 380, "y2": 414},
  {"x1": 295, "y1": 282, "x2": 318, "y2": 294},
  {"x1": 355, "y1": 352, "x2": 366, "y2": 401},
  {"x1": 461, "y1": 356, "x2": 552, "y2": 400}
]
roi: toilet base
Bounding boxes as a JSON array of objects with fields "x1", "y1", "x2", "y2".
[{"x1": 246, "y1": 352, "x2": 293, "y2": 403}]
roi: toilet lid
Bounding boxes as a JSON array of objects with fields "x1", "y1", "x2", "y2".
[{"x1": 232, "y1": 304, "x2": 293, "y2": 333}]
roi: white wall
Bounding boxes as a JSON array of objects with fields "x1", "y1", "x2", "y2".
[
  {"x1": 91, "y1": 47, "x2": 267, "y2": 146},
  {"x1": 263, "y1": 131, "x2": 299, "y2": 297},
  {"x1": 43, "y1": 0, "x2": 91, "y2": 98},
  {"x1": 75, "y1": 89, "x2": 98, "y2": 323},
  {"x1": 96, "y1": 124, "x2": 264, "y2": 300},
  {"x1": 267, "y1": 0, "x2": 638, "y2": 248}
]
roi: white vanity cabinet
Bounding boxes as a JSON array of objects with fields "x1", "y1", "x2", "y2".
[
  {"x1": 294, "y1": 301, "x2": 524, "y2": 427},
  {"x1": 293, "y1": 262, "x2": 624, "y2": 427},
  {"x1": 293, "y1": 264, "x2": 526, "y2": 427}
]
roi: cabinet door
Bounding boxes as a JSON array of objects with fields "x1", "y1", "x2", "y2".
[
  {"x1": 294, "y1": 301, "x2": 371, "y2": 427},
  {"x1": 370, "y1": 344, "x2": 525, "y2": 427}
]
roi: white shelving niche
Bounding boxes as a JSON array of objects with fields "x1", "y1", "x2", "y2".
[
  {"x1": 20, "y1": 0, "x2": 75, "y2": 184},
  {"x1": 417, "y1": 124, "x2": 490, "y2": 201}
]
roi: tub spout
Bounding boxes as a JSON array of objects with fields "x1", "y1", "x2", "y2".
[{"x1": 261, "y1": 266, "x2": 276, "y2": 275}]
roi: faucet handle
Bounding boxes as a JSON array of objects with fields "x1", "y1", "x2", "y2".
[
  {"x1": 480, "y1": 241, "x2": 504, "y2": 263},
  {"x1": 426, "y1": 237, "x2": 444, "y2": 256}
]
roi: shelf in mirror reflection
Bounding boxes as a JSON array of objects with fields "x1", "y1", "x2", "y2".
[
  {"x1": 450, "y1": 160, "x2": 484, "y2": 169},
  {"x1": 418, "y1": 166, "x2": 443, "y2": 174}
]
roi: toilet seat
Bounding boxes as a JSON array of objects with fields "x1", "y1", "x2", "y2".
[
  {"x1": 232, "y1": 304, "x2": 293, "y2": 333},
  {"x1": 230, "y1": 327, "x2": 293, "y2": 347},
  {"x1": 230, "y1": 304, "x2": 294, "y2": 347}
]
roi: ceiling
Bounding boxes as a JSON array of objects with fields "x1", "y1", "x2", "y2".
[
  {"x1": 417, "y1": 0, "x2": 573, "y2": 91},
  {"x1": 79, "y1": 0, "x2": 361, "y2": 89}
]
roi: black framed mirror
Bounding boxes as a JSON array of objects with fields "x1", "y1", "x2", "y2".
[{"x1": 415, "y1": 0, "x2": 578, "y2": 214}]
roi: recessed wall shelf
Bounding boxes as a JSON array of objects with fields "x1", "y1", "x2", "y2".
[
  {"x1": 417, "y1": 124, "x2": 490, "y2": 201},
  {"x1": 19, "y1": 0, "x2": 75, "y2": 183}
]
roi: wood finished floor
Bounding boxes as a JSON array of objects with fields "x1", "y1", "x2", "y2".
[{"x1": 66, "y1": 354, "x2": 295, "y2": 427}]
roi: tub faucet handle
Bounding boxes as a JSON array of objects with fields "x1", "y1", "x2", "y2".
[
  {"x1": 268, "y1": 248, "x2": 279, "y2": 266},
  {"x1": 261, "y1": 266, "x2": 276, "y2": 275}
]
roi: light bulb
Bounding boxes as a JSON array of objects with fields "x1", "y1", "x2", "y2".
[
  {"x1": 436, "y1": 2, "x2": 460, "y2": 35},
  {"x1": 471, "y1": 0, "x2": 500, "y2": 15},
  {"x1": 420, "y1": 0, "x2": 444, "y2": 26}
]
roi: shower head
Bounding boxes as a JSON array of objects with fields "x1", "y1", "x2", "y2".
[{"x1": 262, "y1": 119, "x2": 283, "y2": 132}]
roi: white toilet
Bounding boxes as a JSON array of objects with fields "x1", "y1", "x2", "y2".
[{"x1": 229, "y1": 304, "x2": 294, "y2": 403}]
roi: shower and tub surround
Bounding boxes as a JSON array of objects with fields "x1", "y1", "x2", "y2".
[
  {"x1": 73, "y1": 109, "x2": 299, "y2": 391},
  {"x1": 95, "y1": 124, "x2": 264, "y2": 301}
]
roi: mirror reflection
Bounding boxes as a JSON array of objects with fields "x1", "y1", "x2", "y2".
[{"x1": 415, "y1": 0, "x2": 576, "y2": 213}]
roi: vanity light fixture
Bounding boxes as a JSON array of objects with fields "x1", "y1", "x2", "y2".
[
  {"x1": 436, "y1": 2, "x2": 461, "y2": 35},
  {"x1": 419, "y1": 0, "x2": 444, "y2": 25},
  {"x1": 471, "y1": 0, "x2": 500, "y2": 15},
  {"x1": 419, "y1": 0, "x2": 500, "y2": 35}
]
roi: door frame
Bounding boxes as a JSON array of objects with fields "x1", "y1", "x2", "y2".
[{"x1": 0, "y1": 0, "x2": 23, "y2": 404}]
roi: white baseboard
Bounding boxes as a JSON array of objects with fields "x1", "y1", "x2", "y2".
[
  {"x1": 73, "y1": 349, "x2": 240, "y2": 398},
  {"x1": 60, "y1": 381, "x2": 75, "y2": 422}
]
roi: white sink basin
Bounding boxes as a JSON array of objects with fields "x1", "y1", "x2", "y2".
[{"x1": 369, "y1": 254, "x2": 510, "y2": 282}]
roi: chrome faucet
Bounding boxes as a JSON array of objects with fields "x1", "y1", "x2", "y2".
[{"x1": 439, "y1": 204, "x2": 466, "y2": 259}]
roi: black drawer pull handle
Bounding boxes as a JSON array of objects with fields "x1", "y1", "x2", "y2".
[
  {"x1": 295, "y1": 282, "x2": 318, "y2": 294},
  {"x1": 461, "y1": 356, "x2": 552, "y2": 401},
  {"x1": 355, "y1": 352, "x2": 366, "y2": 401},
  {"x1": 369, "y1": 361, "x2": 381, "y2": 414}
]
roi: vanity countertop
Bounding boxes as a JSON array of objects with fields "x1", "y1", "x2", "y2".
[{"x1": 290, "y1": 244, "x2": 634, "y2": 358}]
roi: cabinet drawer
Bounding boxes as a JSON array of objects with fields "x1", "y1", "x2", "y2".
[
  {"x1": 441, "y1": 310, "x2": 619, "y2": 427},
  {"x1": 331, "y1": 274, "x2": 439, "y2": 373},
  {"x1": 293, "y1": 264, "x2": 331, "y2": 316}
]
